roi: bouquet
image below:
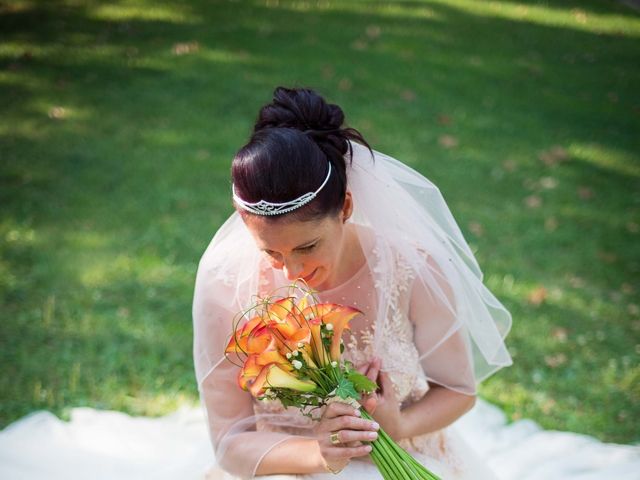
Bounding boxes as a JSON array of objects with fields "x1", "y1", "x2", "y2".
[{"x1": 224, "y1": 283, "x2": 441, "y2": 479}]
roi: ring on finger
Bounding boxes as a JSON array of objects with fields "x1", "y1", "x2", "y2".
[{"x1": 329, "y1": 431, "x2": 341, "y2": 446}]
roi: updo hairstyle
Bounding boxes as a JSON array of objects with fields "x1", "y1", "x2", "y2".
[{"x1": 231, "y1": 86, "x2": 373, "y2": 222}]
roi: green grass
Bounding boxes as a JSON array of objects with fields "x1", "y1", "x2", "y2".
[{"x1": 1, "y1": 0, "x2": 639, "y2": 444}]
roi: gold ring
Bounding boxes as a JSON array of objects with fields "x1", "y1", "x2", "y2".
[{"x1": 329, "y1": 431, "x2": 341, "y2": 446}]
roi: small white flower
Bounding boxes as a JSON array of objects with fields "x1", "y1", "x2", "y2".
[
  {"x1": 286, "y1": 352, "x2": 292, "y2": 359},
  {"x1": 292, "y1": 360, "x2": 303, "y2": 370},
  {"x1": 298, "y1": 342, "x2": 304, "y2": 348},
  {"x1": 325, "y1": 323, "x2": 334, "y2": 331},
  {"x1": 292, "y1": 350, "x2": 299, "y2": 357},
  {"x1": 331, "y1": 361, "x2": 338, "y2": 367}
]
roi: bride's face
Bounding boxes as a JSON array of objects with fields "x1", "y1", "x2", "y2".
[{"x1": 242, "y1": 194, "x2": 353, "y2": 291}]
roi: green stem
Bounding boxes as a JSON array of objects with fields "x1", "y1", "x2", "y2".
[
  {"x1": 369, "y1": 442, "x2": 394, "y2": 479},
  {"x1": 361, "y1": 410, "x2": 441, "y2": 480}
]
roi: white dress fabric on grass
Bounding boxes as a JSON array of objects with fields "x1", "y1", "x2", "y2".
[{"x1": 1, "y1": 399, "x2": 639, "y2": 480}]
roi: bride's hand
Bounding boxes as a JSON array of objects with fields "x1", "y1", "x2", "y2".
[
  {"x1": 314, "y1": 401, "x2": 379, "y2": 471},
  {"x1": 357, "y1": 357, "x2": 404, "y2": 441}
]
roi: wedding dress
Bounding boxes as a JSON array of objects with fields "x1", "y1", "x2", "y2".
[
  {"x1": 201, "y1": 222, "x2": 501, "y2": 480},
  {"x1": 193, "y1": 140, "x2": 514, "y2": 478}
]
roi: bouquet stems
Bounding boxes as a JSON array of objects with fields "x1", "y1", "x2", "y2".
[{"x1": 360, "y1": 409, "x2": 441, "y2": 480}]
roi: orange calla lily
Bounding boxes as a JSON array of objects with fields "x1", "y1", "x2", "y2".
[
  {"x1": 298, "y1": 303, "x2": 362, "y2": 365},
  {"x1": 248, "y1": 363, "x2": 317, "y2": 397},
  {"x1": 238, "y1": 350, "x2": 290, "y2": 391},
  {"x1": 225, "y1": 315, "x2": 271, "y2": 355},
  {"x1": 321, "y1": 305, "x2": 361, "y2": 361}
]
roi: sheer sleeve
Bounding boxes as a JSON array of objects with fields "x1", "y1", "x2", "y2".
[
  {"x1": 192, "y1": 244, "x2": 300, "y2": 478},
  {"x1": 409, "y1": 252, "x2": 476, "y2": 395}
]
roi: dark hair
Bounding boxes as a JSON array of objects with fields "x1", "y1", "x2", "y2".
[{"x1": 231, "y1": 86, "x2": 373, "y2": 222}]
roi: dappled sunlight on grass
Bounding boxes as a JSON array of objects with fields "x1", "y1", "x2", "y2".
[
  {"x1": 273, "y1": 0, "x2": 442, "y2": 20},
  {"x1": 570, "y1": 142, "x2": 640, "y2": 177},
  {"x1": 88, "y1": 2, "x2": 199, "y2": 24},
  {"x1": 428, "y1": 0, "x2": 640, "y2": 36}
]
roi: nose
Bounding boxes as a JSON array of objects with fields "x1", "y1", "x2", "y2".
[{"x1": 282, "y1": 259, "x2": 303, "y2": 281}]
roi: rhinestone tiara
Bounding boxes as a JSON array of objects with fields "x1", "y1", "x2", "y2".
[{"x1": 232, "y1": 162, "x2": 332, "y2": 216}]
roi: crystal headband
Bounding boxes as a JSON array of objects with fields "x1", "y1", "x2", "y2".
[{"x1": 232, "y1": 162, "x2": 332, "y2": 216}]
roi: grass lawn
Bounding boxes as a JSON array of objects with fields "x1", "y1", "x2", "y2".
[{"x1": 1, "y1": 0, "x2": 639, "y2": 444}]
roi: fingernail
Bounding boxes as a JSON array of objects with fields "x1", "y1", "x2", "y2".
[
  {"x1": 365, "y1": 445, "x2": 372, "y2": 452},
  {"x1": 371, "y1": 422, "x2": 379, "y2": 430},
  {"x1": 354, "y1": 409, "x2": 361, "y2": 417},
  {"x1": 368, "y1": 431, "x2": 378, "y2": 440}
]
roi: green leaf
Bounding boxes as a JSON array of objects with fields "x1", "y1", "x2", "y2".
[
  {"x1": 335, "y1": 377, "x2": 359, "y2": 400},
  {"x1": 347, "y1": 371, "x2": 378, "y2": 394}
]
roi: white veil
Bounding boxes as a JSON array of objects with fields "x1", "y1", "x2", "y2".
[{"x1": 192, "y1": 140, "x2": 513, "y2": 478}]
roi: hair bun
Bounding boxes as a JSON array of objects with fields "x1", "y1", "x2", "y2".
[{"x1": 254, "y1": 86, "x2": 345, "y2": 134}]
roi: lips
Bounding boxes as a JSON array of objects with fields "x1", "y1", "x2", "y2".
[{"x1": 302, "y1": 268, "x2": 317, "y2": 283}]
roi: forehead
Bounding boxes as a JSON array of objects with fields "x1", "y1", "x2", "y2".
[{"x1": 243, "y1": 215, "x2": 335, "y2": 250}]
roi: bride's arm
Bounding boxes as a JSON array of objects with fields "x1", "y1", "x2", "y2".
[
  {"x1": 399, "y1": 382, "x2": 476, "y2": 439},
  {"x1": 358, "y1": 356, "x2": 475, "y2": 441}
]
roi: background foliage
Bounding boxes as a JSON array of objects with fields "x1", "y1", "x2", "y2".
[{"x1": 1, "y1": 0, "x2": 639, "y2": 444}]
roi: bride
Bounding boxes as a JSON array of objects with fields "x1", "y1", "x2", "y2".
[{"x1": 192, "y1": 86, "x2": 513, "y2": 478}]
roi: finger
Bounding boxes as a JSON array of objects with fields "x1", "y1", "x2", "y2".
[
  {"x1": 366, "y1": 357, "x2": 381, "y2": 382},
  {"x1": 323, "y1": 402, "x2": 361, "y2": 420},
  {"x1": 334, "y1": 429, "x2": 379, "y2": 444},
  {"x1": 323, "y1": 415, "x2": 379, "y2": 434},
  {"x1": 378, "y1": 370, "x2": 395, "y2": 400},
  {"x1": 324, "y1": 444, "x2": 373, "y2": 460},
  {"x1": 356, "y1": 361, "x2": 371, "y2": 374},
  {"x1": 362, "y1": 395, "x2": 377, "y2": 414}
]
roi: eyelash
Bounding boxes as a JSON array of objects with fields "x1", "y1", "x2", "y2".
[{"x1": 265, "y1": 244, "x2": 316, "y2": 257}]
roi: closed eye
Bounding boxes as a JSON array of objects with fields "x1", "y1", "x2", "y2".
[{"x1": 297, "y1": 243, "x2": 317, "y2": 252}]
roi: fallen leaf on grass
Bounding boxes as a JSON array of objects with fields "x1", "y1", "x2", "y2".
[
  {"x1": 544, "y1": 217, "x2": 558, "y2": 231},
  {"x1": 321, "y1": 64, "x2": 335, "y2": 79},
  {"x1": 48, "y1": 106, "x2": 67, "y2": 119},
  {"x1": 544, "y1": 353, "x2": 567, "y2": 368},
  {"x1": 437, "y1": 114, "x2": 452, "y2": 126},
  {"x1": 524, "y1": 195, "x2": 542, "y2": 208},
  {"x1": 572, "y1": 8, "x2": 588, "y2": 24},
  {"x1": 366, "y1": 25, "x2": 381, "y2": 39},
  {"x1": 567, "y1": 275, "x2": 585, "y2": 288},
  {"x1": 527, "y1": 286, "x2": 547, "y2": 305},
  {"x1": 551, "y1": 327, "x2": 568, "y2": 342},
  {"x1": 338, "y1": 78, "x2": 353, "y2": 91},
  {"x1": 438, "y1": 135, "x2": 458, "y2": 148},
  {"x1": 596, "y1": 250, "x2": 617, "y2": 263},
  {"x1": 350, "y1": 39, "x2": 368, "y2": 50},
  {"x1": 172, "y1": 41, "x2": 199, "y2": 55},
  {"x1": 539, "y1": 176, "x2": 558, "y2": 189},
  {"x1": 541, "y1": 398, "x2": 557, "y2": 414},
  {"x1": 502, "y1": 159, "x2": 517, "y2": 172},
  {"x1": 401, "y1": 89, "x2": 416, "y2": 101},
  {"x1": 620, "y1": 283, "x2": 635, "y2": 295},
  {"x1": 468, "y1": 221, "x2": 484, "y2": 237},
  {"x1": 578, "y1": 186, "x2": 594, "y2": 200},
  {"x1": 538, "y1": 145, "x2": 569, "y2": 166}
]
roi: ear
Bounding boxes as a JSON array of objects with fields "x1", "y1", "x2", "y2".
[{"x1": 341, "y1": 191, "x2": 353, "y2": 223}]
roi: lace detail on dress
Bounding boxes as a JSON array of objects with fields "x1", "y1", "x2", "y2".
[
  {"x1": 249, "y1": 239, "x2": 463, "y2": 474},
  {"x1": 369, "y1": 243, "x2": 429, "y2": 404}
]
